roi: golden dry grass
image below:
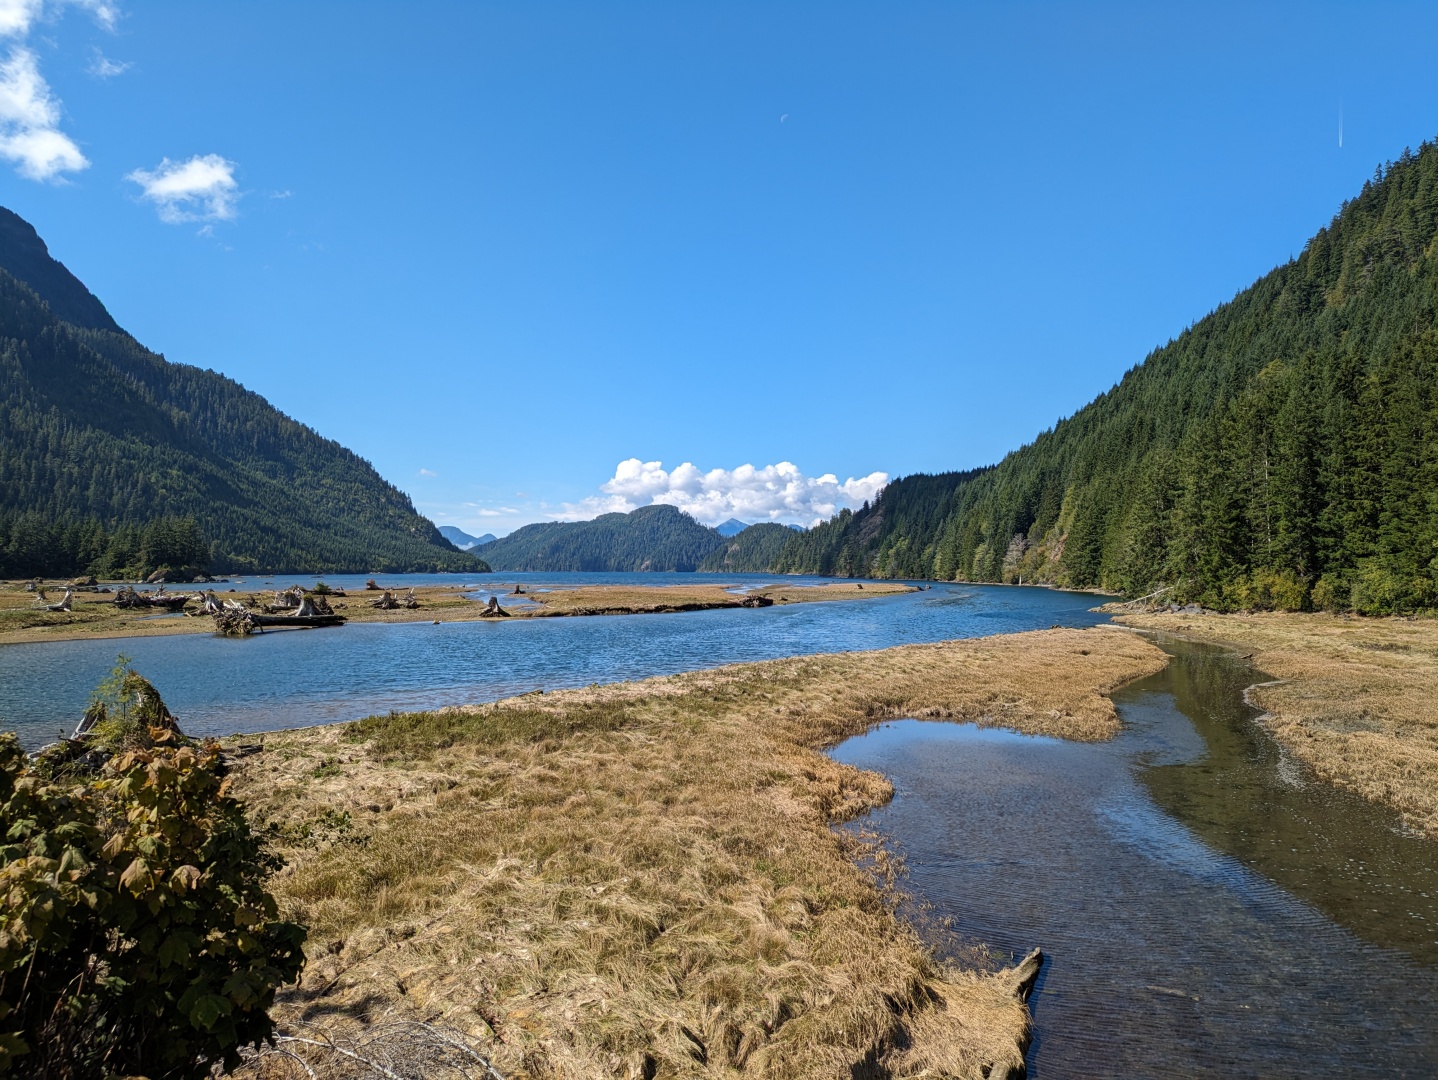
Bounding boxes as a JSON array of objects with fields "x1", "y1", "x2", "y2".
[
  {"x1": 0, "y1": 584, "x2": 203, "y2": 644},
  {"x1": 522, "y1": 582, "x2": 914, "y2": 617},
  {"x1": 227, "y1": 627, "x2": 1166, "y2": 1078},
  {"x1": 1115, "y1": 610, "x2": 1438, "y2": 839},
  {"x1": 0, "y1": 581, "x2": 912, "y2": 644}
]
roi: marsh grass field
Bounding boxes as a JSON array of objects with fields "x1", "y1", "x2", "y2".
[
  {"x1": 227, "y1": 627, "x2": 1166, "y2": 1079},
  {"x1": 0, "y1": 581, "x2": 914, "y2": 645}
]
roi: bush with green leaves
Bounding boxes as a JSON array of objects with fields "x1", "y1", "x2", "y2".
[{"x1": 0, "y1": 691, "x2": 306, "y2": 1078}]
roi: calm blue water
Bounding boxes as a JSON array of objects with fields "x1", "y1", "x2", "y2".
[
  {"x1": 830, "y1": 640, "x2": 1438, "y2": 1078},
  {"x1": 0, "y1": 576, "x2": 1107, "y2": 748}
]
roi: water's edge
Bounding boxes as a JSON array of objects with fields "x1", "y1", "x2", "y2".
[{"x1": 828, "y1": 637, "x2": 1438, "y2": 1078}]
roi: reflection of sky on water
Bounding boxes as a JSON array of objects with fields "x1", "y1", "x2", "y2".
[
  {"x1": 829, "y1": 643, "x2": 1438, "y2": 1078},
  {"x1": 0, "y1": 577, "x2": 1106, "y2": 748}
]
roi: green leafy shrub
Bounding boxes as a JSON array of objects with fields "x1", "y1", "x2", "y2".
[
  {"x1": 1311, "y1": 572, "x2": 1351, "y2": 613},
  {"x1": 1348, "y1": 559, "x2": 1437, "y2": 615},
  {"x1": 1228, "y1": 569, "x2": 1310, "y2": 612},
  {"x1": 0, "y1": 707, "x2": 306, "y2": 1076}
]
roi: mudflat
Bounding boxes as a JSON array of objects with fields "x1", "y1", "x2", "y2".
[
  {"x1": 227, "y1": 626, "x2": 1166, "y2": 1078},
  {"x1": 0, "y1": 580, "x2": 915, "y2": 645},
  {"x1": 1115, "y1": 610, "x2": 1438, "y2": 840}
]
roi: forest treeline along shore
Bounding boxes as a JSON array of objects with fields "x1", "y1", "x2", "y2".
[{"x1": 767, "y1": 141, "x2": 1438, "y2": 615}]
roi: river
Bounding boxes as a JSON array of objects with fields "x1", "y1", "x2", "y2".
[
  {"x1": 830, "y1": 637, "x2": 1438, "y2": 1078},
  {"x1": 4, "y1": 580, "x2": 1434, "y2": 1072},
  {"x1": 0, "y1": 575, "x2": 1106, "y2": 749}
]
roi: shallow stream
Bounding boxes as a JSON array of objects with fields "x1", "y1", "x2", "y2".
[{"x1": 830, "y1": 638, "x2": 1438, "y2": 1077}]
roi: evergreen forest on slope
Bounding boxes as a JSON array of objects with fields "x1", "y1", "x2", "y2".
[
  {"x1": 769, "y1": 139, "x2": 1438, "y2": 615},
  {"x1": 477, "y1": 505, "x2": 727, "y2": 572},
  {"x1": 0, "y1": 208, "x2": 484, "y2": 578},
  {"x1": 699, "y1": 523, "x2": 799, "y2": 572}
]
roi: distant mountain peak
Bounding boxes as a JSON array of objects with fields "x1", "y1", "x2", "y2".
[
  {"x1": 715, "y1": 518, "x2": 751, "y2": 537},
  {"x1": 0, "y1": 207, "x2": 121, "y2": 333},
  {"x1": 438, "y1": 525, "x2": 497, "y2": 550}
]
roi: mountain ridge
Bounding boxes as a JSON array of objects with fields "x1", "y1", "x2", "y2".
[
  {"x1": 770, "y1": 140, "x2": 1438, "y2": 614},
  {"x1": 0, "y1": 207, "x2": 485, "y2": 577},
  {"x1": 477, "y1": 505, "x2": 727, "y2": 572}
]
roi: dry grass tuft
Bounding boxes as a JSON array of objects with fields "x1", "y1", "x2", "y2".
[
  {"x1": 1116, "y1": 610, "x2": 1438, "y2": 839},
  {"x1": 227, "y1": 627, "x2": 1166, "y2": 1078}
]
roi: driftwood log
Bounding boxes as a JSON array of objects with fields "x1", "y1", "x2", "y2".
[
  {"x1": 36, "y1": 587, "x2": 73, "y2": 612},
  {"x1": 114, "y1": 586, "x2": 191, "y2": 612},
  {"x1": 191, "y1": 590, "x2": 248, "y2": 618},
  {"x1": 369, "y1": 589, "x2": 419, "y2": 610},
  {"x1": 480, "y1": 595, "x2": 510, "y2": 618},
  {"x1": 263, "y1": 586, "x2": 306, "y2": 613},
  {"x1": 212, "y1": 593, "x2": 346, "y2": 636}
]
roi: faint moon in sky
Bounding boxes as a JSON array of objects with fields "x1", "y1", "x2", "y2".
[{"x1": 780, "y1": 113, "x2": 789, "y2": 123}]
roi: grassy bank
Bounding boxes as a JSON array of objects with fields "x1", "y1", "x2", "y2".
[
  {"x1": 1115, "y1": 610, "x2": 1438, "y2": 840},
  {"x1": 0, "y1": 581, "x2": 913, "y2": 645},
  {"x1": 521, "y1": 581, "x2": 915, "y2": 617},
  {"x1": 228, "y1": 627, "x2": 1166, "y2": 1078}
]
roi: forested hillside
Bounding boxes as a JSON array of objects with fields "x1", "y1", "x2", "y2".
[
  {"x1": 699, "y1": 522, "x2": 801, "y2": 572},
  {"x1": 0, "y1": 209, "x2": 484, "y2": 578},
  {"x1": 477, "y1": 505, "x2": 725, "y2": 571},
  {"x1": 773, "y1": 140, "x2": 1438, "y2": 614}
]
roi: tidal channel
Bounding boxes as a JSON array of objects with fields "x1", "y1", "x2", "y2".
[{"x1": 830, "y1": 637, "x2": 1438, "y2": 1078}]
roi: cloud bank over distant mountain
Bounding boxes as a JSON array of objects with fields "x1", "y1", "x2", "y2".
[{"x1": 562, "y1": 458, "x2": 888, "y2": 528}]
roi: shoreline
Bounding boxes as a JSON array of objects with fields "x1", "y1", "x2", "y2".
[
  {"x1": 0, "y1": 581, "x2": 917, "y2": 647},
  {"x1": 1113, "y1": 609, "x2": 1438, "y2": 840},
  {"x1": 225, "y1": 626, "x2": 1168, "y2": 1077}
]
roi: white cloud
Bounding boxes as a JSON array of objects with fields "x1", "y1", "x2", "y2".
[
  {"x1": 562, "y1": 458, "x2": 889, "y2": 528},
  {"x1": 0, "y1": 46, "x2": 84, "y2": 179},
  {"x1": 417, "y1": 468, "x2": 438, "y2": 477},
  {"x1": 0, "y1": 0, "x2": 119, "y2": 36},
  {"x1": 0, "y1": 0, "x2": 120, "y2": 181},
  {"x1": 127, "y1": 154, "x2": 240, "y2": 223},
  {"x1": 87, "y1": 47, "x2": 129, "y2": 77}
]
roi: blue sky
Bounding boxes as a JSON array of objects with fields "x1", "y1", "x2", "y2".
[{"x1": 4, "y1": 2, "x2": 1438, "y2": 536}]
